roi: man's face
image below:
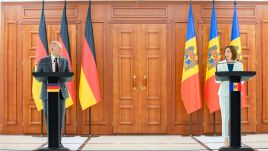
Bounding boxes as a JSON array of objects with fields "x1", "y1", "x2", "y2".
[{"x1": 51, "y1": 45, "x2": 62, "y2": 57}]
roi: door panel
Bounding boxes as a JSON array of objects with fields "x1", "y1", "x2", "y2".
[
  {"x1": 23, "y1": 25, "x2": 45, "y2": 134},
  {"x1": 140, "y1": 24, "x2": 167, "y2": 133},
  {"x1": 240, "y1": 25, "x2": 256, "y2": 132},
  {"x1": 113, "y1": 24, "x2": 140, "y2": 133}
]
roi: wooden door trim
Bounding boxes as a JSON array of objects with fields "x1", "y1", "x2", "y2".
[{"x1": 108, "y1": 20, "x2": 172, "y2": 24}]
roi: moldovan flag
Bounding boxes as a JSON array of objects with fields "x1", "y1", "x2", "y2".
[
  {"x1": 60, "y1": 0, "x2": 75, "y2": 108},
  {"x1": 32, "y1": 0, "x2": 48, "y2": 111},
  {"x1": 230, "y1": 3, "x2": 247, "y2": 108},
  {"x1": 181, "y1": 4, "x2": 202, "y2": 114},
  {"x1": 204, "y1": 3, "x2": 220, "y2": 113},
  {"x1": 79, "y1": 1, "x2": 101, "y2": 110}
]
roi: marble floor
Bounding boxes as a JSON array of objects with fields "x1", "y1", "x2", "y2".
[{"x1": 0, "y1": 134, "x2": 267, "y2": 150}]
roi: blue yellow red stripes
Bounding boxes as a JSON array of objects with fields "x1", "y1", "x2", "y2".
[
  {"x1": 181, "y1": 4, "x2": 202, "y2": 114},
  {"x1": 230, "y1": 3, "x2": 247, "y2": 108},
  {"x1": 230, "y1": 82, "x2": 242, "y2": 91},
  {"x1": 204, "y1": 3, "x2": 220, "y2": 113}
]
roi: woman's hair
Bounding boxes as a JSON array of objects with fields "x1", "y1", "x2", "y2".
[{"x1": 225, "y1": 45, "x2": 238, "y2": 61}]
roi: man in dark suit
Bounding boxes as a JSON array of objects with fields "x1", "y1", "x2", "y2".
[{"x1": 36, "y1": 41, "x2": 70, "y2": 140}]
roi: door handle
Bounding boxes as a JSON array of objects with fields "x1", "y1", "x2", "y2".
[
  {"x1": 133, "y1": 75, "x2": 137, "y2": 90},
  {"x1": 141, "y1": 75, "x2": 147, "y2": 90}
]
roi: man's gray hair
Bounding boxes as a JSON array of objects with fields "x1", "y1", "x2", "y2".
[{"x1": 50, "y1": 41, "x2": 62, "y2": 50}]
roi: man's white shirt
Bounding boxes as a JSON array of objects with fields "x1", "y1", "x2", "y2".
[{"x1": 51, "y1": 54, "x2": 60, "y2": 72}]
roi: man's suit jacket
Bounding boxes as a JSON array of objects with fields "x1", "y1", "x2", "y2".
[
  {"x1": 216, "y1": 59, "x2": 243, "y2": 96},
  {"x1": 36, "y1": 56, "x2": 71, "y2": 101}
]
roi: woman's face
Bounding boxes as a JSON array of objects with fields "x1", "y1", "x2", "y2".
[{"x1": 225, "y1": 47, "x2": 233, "y2": 61}]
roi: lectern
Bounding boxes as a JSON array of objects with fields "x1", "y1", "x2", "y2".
[
  {"x1": 32, "y1": 72, "x2": 73, "y2": 150},
  {"x1": 216, "y1": 71, "x2": 256, "y2": 151}
]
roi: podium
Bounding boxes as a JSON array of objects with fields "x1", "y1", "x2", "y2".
[
  {"x1": 32, "y1": 72, "x2": 73, "y2": 150},
  {"x1": 216, "y1": 71, "x2": 256, "y2": 151}
]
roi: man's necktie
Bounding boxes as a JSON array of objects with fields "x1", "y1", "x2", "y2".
[{"x1": 55, "y1": 58, "x2": 59, "y2": 72}]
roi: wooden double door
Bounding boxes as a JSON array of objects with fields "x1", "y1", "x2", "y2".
[{"x1": 112, "y1": 24, "x2": 167, "y2": 133}]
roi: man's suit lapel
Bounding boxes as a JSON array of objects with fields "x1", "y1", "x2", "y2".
[
  {"x1": 60, "y1": 57, "x2": 64, "y2": 72},
  {"x1": 47, "y1": 56, "x2": 53, "y2": 72}
]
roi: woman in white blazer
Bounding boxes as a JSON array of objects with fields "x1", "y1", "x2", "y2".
[{"x1": 216, "y1": 45, "x2": 243, "y2": 146}]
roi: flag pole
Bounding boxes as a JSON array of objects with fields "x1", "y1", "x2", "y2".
[
  {"x1": 189, "y1": 113, "x2": 192, "y2": 136},
  {"x1": 64, "y1": 114, "x2": 67, "y2": 136},
  {"x1": 213, "y1": 112, "x2": 216, "y2": 136},
  {"x1": 88, "y1": 108, "x2": 92, "y2": 138},
  {"x1": 63, "y1": 0, "x2": 67, "y2": 137},
  {"x1": 189, "y1": 0, "x2": 192, "y2": 137},
  {"x1": 41, "y1": 110, "x2": 44, "y2": 136},
  {"x1": 88, "y1": 0, "x2": 93, "y2": 139},
  {"x1": 212, "y1": 0, "x2": 216, "y2": 136},
  {"x1": 40, "y1": 0, "x2": 45, "y2": 137}
]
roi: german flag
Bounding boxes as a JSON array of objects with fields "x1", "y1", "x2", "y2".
[
  {"x1": 59, "y1": 0, "x2": 75, "y2": 108},
  {"x1": 47, "y1": 84, "x2": 60, "y2": 93},
  {"x1": 79, "y1": 1, "x2": 101, "y2": 110},
  {"x1": 32, "y1": 0, "x2": 48, "y2": 111}
]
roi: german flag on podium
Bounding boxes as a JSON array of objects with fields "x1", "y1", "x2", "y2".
[
  {"x1": 47, "y1": 84, "x2": 60, "y2": 93},
  {"x1": 181, "y1": 4, "x2": 202, "y2": 114},
  {"x1": 79, "y1": 1, "x2": 101, "y2": 110},
  {"x1": 204, "y1": 3, "x2": 221, "y2": 113},
  {"x1": 230, "y1": 2, "x2": 247, "y2": 108},
  {"x1": 32, "y1": 0, "x2": 48, "y2": 111}
]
